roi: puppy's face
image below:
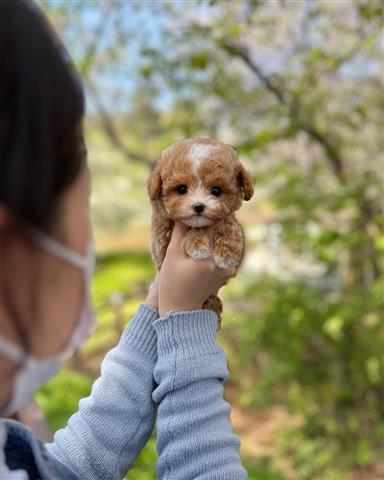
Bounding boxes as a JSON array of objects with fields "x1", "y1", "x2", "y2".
[{"x1": 148, "y1": 138, "x2": 254, "y2": 227}]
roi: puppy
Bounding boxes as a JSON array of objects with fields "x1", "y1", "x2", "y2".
[{"x1": 147, "y1": 137, "x2": 254, "y2": 327}]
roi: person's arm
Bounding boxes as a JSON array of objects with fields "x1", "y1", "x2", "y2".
[
  {"x1": 152, "y1": 309, "x2": 248, "y2": 480},
  {"x1": 46, "y1": 303, "x2": 158, "y2": 480}
]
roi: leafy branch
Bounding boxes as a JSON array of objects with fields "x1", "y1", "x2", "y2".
[
  {"x1": 222, "y1": 40, "x2": 345, "y2": 181},
  {"x1": 77, "y1": 3, "x2": 153, "y2": 167}
]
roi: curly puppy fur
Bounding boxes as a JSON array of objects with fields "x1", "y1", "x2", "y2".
[{"x1": 148, "y1": 137, "x2": 254, "y2": 327}]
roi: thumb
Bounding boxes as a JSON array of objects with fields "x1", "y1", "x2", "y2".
[{"x1": 167, "y1": 221, "x2": 190, "y2": 253}]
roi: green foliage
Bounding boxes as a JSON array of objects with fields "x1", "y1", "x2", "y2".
[
  {"x1": 243, "y1": 456, "x2": 286, "y2": 480},
  {"x1": 125, "y1": 434, "x2": 157, "y2": 480},
  {"x1": 224, "y1": 274, "x2": 384, "y2": 479},
  {"x1": 35, "y1": 369, "x2": 92, "y2": 432},
  {"x1": 93, "y1": 251, "x2": 155, "y2": 305}
]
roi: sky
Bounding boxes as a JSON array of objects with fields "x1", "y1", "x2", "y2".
[
  {"x1": 38, "y1": 0, "x2": 381, "y2": 116},
  {"x1": 40, "y1": 0, "x2": 173, "y2": 112}
]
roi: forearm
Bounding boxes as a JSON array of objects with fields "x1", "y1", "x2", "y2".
[
  {"x1": 46, "y1": 304, "x2": 158, "y2": 480},
  {"x1": 152, "y1": 310, "x2": 248, "y2": 480}
]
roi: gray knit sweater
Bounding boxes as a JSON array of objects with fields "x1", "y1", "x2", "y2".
[{"x1": 46, "y1": 304, "x2": 248, "y2": 479}]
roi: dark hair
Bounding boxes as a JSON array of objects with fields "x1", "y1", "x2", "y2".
[{"x1": 0, "y1": 0, "x2": 86, "y2": 230}]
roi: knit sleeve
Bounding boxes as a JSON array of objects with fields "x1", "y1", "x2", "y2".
[
  {"x1": 46, "y1": 304, "x2": 158, "y2": 480},
  {"x1": 152, "y1": 310, "x2": 248, "y2": 480}
]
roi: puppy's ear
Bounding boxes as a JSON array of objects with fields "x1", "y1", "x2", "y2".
[
  {"x1": 237, "y1": 164, "x2": 254, "y2": 201},
  {"x1": 148, "y1": 167, "x2": 162, "y2": 200}
]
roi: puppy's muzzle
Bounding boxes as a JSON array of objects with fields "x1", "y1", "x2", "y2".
[{"x1": 193, "y1": 203, "x2": 205, "y2": 215}]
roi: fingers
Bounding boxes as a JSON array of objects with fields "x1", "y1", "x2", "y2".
[
  {"x1": 212, "y1": 268, "x2": 235, "y2": 295},
  {"x1": 166, "y1": 221, "x2": 237, "y2": 285},
  {"x1": 220, "y1": 266, "x2": 236, "y2": 283},
  {"x1": 150, "y1": 274, "x2": 160, "y2": 288},
  {"x1": 147, "y1": 274, "x2": 159, "y2": 295},
  {"x1": 167, "y1": 221, "x2": 190, "y2": 253},
  {"x1": 201, "y1": 263, "x2": 236, "y2": 296},
  {"x1": 228, "y1": 266, "x2": 236, "y2": 278}
]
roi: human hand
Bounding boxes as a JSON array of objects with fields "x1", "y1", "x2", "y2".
[
  {"x1": 158, "y1": 222, "x2": 235, "y2": 317},
  {"x1": 145, "y1": 274, "x2": 159, "y2": 311}
]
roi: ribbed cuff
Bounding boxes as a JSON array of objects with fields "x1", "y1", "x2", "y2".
[
  {"x1": 153, "y1": 310, "x2": 222, "y2": 359},
  {"x1": 122, "y1": 303, "x2": 158, "y2": 356}
]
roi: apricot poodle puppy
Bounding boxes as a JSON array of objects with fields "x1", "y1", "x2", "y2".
[{"x1": 148, "y1": 137, "x2": 254, "y2": 326}]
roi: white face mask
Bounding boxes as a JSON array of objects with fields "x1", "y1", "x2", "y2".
[{"x1": 0, "y1": 227, "x2": 96, "y2": 417}]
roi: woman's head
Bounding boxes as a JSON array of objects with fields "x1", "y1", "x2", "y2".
[
  {"x1": 0, "y1": 0, "x2": 86, "y2": 229},
  {"x1": 0, "y1": 0, "x2": 93, "y2": 415}
]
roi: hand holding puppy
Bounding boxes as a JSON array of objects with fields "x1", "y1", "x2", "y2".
[{"x1": 146, "y1": 222, "x2": 235, "y2": 317}]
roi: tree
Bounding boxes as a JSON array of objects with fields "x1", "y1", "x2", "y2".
[
  {"x1": 138, "y1": 0, "x2": 382, "y2": 285},
  {"x1": 136, "y1": 1, "x2": 383, "y2": 476}
]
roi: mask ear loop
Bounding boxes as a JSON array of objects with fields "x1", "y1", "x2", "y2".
[
  {"x1": 25, "y1": 225, "x2": 89, "y2": 270},
  {"x1": 0, "y1": 335, "x2": 25, "y2": 364}
]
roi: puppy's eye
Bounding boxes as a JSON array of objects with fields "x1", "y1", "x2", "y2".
[
  {"x1": 211, "y1": 186, "x2": 222, "y2": 196},
  {"x1": 176, "y1": 184, "x2": 188, "y2": 195}
]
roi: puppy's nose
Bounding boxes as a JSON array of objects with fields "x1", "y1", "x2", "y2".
[{"x1": 193, "y1": 203, "x2": 205, "y2": 214}]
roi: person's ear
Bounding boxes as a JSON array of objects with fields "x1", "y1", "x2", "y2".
[
  {"x1": 237, "y1": 164, "x2": 254, "y2": 201},
  {"x1": 148, "y1": 167, "x2": 162, "y2": 201}
]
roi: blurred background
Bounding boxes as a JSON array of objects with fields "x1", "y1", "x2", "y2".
[{"x1": 32, "y1": 1, "x2": 383, "y2": 479}]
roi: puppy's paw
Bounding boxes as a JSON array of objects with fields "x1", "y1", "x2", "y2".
[
  {"x1": 184, "y1": 230, "x2": 211, "y2": 261},
  {"x1": 190, "y1": 247, "x2": 211, "y2": 260},
  {"x1": 213, "y1": 255, "x2": 236, "y2": 270}
]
